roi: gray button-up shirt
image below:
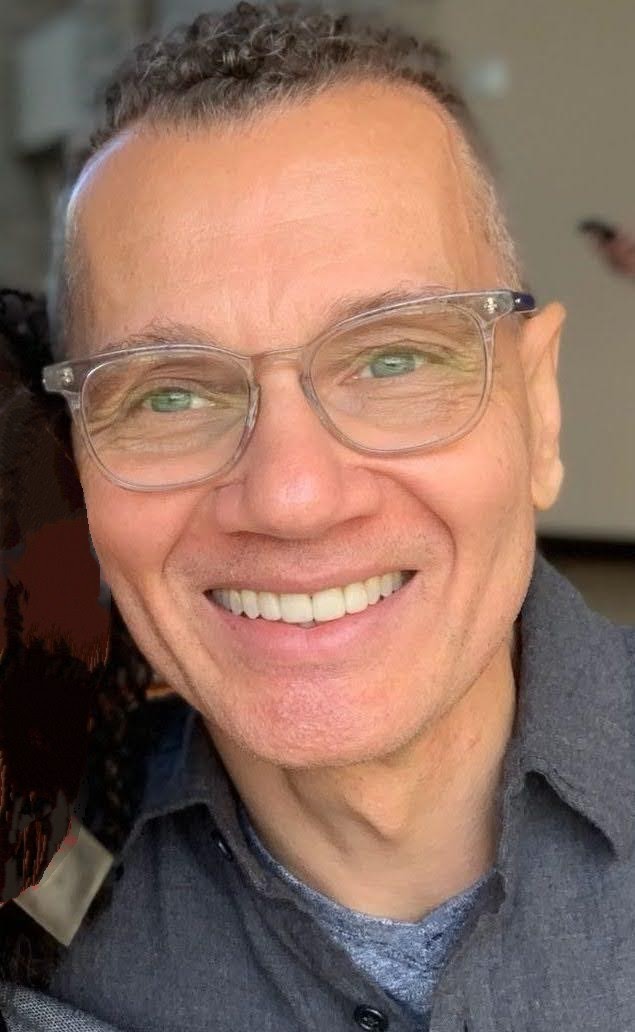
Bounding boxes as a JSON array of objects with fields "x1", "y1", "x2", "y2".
[{"x1": 1, "y1": 553, "x2": 634, "y2": 1031}]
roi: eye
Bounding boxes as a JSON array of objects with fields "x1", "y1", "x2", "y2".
[
  {"x1": 357, "y1": 349, "x2": 427, "y2": 379},
  {"x1": 140, "y1": 388, "x2": 211, "y2": 412}
]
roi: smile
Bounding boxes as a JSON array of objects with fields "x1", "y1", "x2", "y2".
[{"x1": 209, "y1": 571, "x2": 415, "y2": 628}]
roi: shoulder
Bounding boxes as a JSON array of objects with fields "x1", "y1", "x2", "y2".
[{"x1": 521, "y1": 555, "x2": 635, "y2": 704}]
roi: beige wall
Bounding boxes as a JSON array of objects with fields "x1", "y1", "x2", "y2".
[{"x1": 425, "y1": 0, "x2": 635, "y2": 540}]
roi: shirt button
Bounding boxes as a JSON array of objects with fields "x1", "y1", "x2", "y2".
[
  {"x1": 353, "y1": 1005, "x2": 389, "y2": 1031},
  {"x1": 212, "y1": 832, "x2": 234, "y2": 861}
]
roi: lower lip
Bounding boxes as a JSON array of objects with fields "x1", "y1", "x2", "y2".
[{"x1": 201, "y1": 574, "x2": 418, "y2": 664}]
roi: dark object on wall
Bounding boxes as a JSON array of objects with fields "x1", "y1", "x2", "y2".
[
  {"x1": 578, "y1": 218, "x2": 618, "y2": 243},
  {"x1": 578, "y1": 220, "x2": 635, "y2": 280}
]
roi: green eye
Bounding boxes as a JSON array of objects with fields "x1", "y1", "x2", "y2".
[
  {"x1": 142, "y1": 389, "x2": 206, "y2": 412},
  {"x1": 359, "y1": 351, "x2": 425, "y2": 379}
]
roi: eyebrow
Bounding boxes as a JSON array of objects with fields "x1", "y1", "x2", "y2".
[{"x1": 92, "y1": 282, "x2": 455, "y2": 356}]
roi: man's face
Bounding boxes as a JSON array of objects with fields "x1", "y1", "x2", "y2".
[{"x1": 71, "y1": 82, "x2": 563, "y2": 768}]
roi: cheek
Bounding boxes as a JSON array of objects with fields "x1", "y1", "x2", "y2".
[
  {"x1": 400, "y1": 399, "x2": 534, "y2": 568},
  {"x1": 445, "y1": 407, "x2": 536, "y2": 652},
  {"x1": 455, "y1": 437, "x2": 532, "y2": 545},
  {"x1": 398, "y1": 407, "x2": 534, "y2": 688},
  {"x1": 461, "y1": 390, "x2": 532, "y2": 523},
  {"x1": 79, "y1": 464, "x2": 187, "y2": 591}
]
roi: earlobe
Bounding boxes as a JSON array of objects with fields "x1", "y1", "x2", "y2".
[
  {"x1": 521, "y1": 302, "x2": 566, "y2": 511},
  {"x1": 532, "y1": 453, "x2": 564, "y2": 511}
]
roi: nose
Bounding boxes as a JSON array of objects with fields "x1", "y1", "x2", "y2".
[{"x1": 212, "y1": 368, "x2": 381, "y2": 539}]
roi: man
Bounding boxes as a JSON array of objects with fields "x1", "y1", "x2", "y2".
[{"x1": 1, "y1": 3, "x2": 633, "y2": 1031}]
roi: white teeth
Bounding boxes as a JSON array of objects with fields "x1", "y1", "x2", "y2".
[
  {"x1": 258, "y1": 591, "x2": 282, "y2": 621},
  {"x1": 279, "y1": 594, "x2": 313, "y2": 624},
  {"x1": 343, "y1": 582, "x2": 368, "y2": 615},
  {"x1": 241, "y1": 589, "x2": 260, "y2": 620},
  {"x1": 312, "y1": 587, "x2": 346, "y2": 623},
  {"x1": 212, "y1": 571, "x2": 409, "y2": 625},
  {"x1": 365, "y1": 575, "x2": 381, "y2": 605},
  {"x1": 380, "y1": 573, "x2": 395, "y2": 598}
]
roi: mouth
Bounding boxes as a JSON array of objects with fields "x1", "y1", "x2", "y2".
[{"x1": 205, "y1": 570, "x2": 416, "y2": 629}]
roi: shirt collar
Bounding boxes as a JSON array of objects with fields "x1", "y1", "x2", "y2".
[
  {"x1": 119, "y1": 552, "x2": 635, "y2": 868},
  {"x1": 118, "y1": 692, "x2": 273, "y2": 886}
]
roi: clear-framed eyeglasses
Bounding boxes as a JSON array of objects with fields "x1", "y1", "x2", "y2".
[{"x1": 42, "y1": 289, "x2": 536, "y2": 492}]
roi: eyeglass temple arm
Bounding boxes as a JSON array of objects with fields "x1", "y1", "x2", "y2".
[{"x1": 512, "y1": 291, "x2": 537, "y2": 315}]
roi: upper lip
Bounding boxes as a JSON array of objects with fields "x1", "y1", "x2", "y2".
[{"x1": 204, "y1": 568, "x2": 415, "y2": 595}]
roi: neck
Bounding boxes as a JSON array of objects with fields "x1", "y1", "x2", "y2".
[{"x1": 209, "y1": 639, "x2": 517, "y2": 922}]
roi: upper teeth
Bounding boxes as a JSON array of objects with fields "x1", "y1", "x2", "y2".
[{"x1": 212, "y1": 571, "x2": 408, "y2": 625}]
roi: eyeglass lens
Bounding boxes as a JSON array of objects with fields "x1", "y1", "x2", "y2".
[{"x1": 82, "y1": 301, "x2": 488, "y2": 488}]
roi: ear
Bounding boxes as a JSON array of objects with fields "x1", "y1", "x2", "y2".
[{"x1": 519, "y1": 301, "x2": 566, "y2": 511}]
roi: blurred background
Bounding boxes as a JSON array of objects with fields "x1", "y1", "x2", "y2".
[{"x1": 0, "y1": 0, "x2": 633, "y2": 621}]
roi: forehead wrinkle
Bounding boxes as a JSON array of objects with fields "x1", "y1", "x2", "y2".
[
  {"x1": 87, "y1": 280, "x2": 460, "y2": 356},
  {"x1": 64, "y1": 83, "x2": 493, "y2": 359}
]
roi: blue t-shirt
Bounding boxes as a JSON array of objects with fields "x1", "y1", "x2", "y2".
[{"x1": 239, "y1": 800, "x2": 491, "y2": 1028}]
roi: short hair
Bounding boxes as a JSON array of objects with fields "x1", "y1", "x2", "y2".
[{"x1": 47, "y1": 1, "x2": 522, "y2": 359}]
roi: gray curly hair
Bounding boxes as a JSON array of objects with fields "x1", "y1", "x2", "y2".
[{"x1": 48, "y1": 1, "x2": 522, "y2": 358}]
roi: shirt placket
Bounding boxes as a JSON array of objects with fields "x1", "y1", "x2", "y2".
[{"x1": 428, "y1": 899, "x2": 503, "y2": 1032}]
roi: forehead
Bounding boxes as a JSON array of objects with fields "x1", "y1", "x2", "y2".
[{"x1": 71, "y1": 81, "x2": 497, "y2": 355}]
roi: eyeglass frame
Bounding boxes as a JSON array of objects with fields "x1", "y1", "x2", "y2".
[{"x1": 42, "y1": 288, "x2": 536, "y2": 493}]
